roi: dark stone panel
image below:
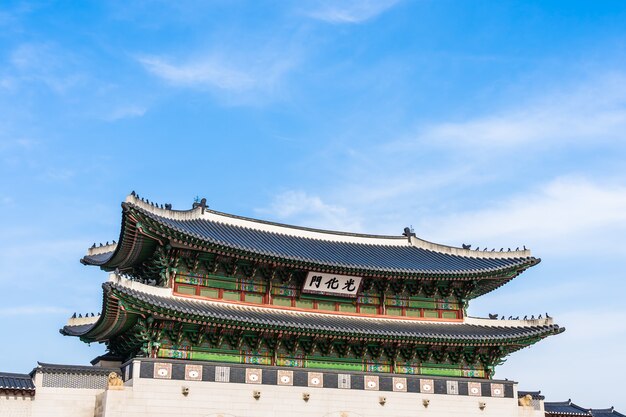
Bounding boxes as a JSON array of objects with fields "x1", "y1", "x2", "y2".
[
  {"x1": 379, "y1": 376, "x2": 392, "y2": 392},
  {"x1": 172, "y1": 364, "x2": 185, "y2": 380},
  {"x1": 351, "y1": 374, "x2": 364, "y2": 390},
  {"x1": 504, "y1": 383, "x2": 514, "y2": 398},
  {"x1": 139, "y1": 362, "x2": 153, "y2": 379},
  {"x1": 293, "y1": 371, "x2": 308, "y2": 387},
  {"x1": 407, "y1": 377, "x2": 420, "y2": 393},
  {"x1": 262, "y1": 369, "x2": 277, "y2": 385},
  {"x1": 230, "y1": 367, "x2": 245, "y2": 384},
  {"x1": 325, "y1": 373, "x2": 338, "y2": 389},
  {"x1": 434, "y1": 379, "x2": 447, "y2": 394},
  {"x1": 458, "y1": 381, "x2": 469, "y2": 396},
  {"x1": 202, "y1": 365, "x2": 215, "y2": 382},
  {"x1": 481, "y1": 382, "x2": 491, "y2": 397}
]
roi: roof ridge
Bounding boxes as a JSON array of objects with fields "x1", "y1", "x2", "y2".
[{"x1": 123, "y1": 192, "x2": 533, "y2": 258}]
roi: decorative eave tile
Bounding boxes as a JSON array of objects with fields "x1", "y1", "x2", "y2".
[
  {"x1": 364, "y1": 375, "x2": 379, "y2": 391},
  {"x1": 308, "y1": 372, "x2": 323, "y2": 388},
  {"x1": 420, "y1": 379, "x2": 434, "y2": 394},
  {"x1": 185, "y1": 364, "x2": 202, "y2": 381},
  {"x1": 393, "y1": 377, "x2": 407, "y2": 392},
  {"x1": 246, "y1": 368, "x2": 262, "y2": 384},
  {"x1": 468, "y1": 382, "x2": 482, "y2": 396},
  {"x1": 154, "y1": 363, "x2": 172, "y2": 379}
]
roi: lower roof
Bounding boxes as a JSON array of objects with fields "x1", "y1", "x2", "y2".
[{"x1": 62, "y1": 277, "x2": 564, "y2": 346}]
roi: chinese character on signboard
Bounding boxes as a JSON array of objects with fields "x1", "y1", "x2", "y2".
[{"x1": 302, "y1": 272, "x2": 362, "y2": 298}]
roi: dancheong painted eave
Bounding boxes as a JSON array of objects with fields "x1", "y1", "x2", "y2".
[
  {"x1": 80, "y1": 193, "x2": 539, "y2": 279},
  {"x1": 61, "y1": 276, "x2": 564, "y2": 348}
]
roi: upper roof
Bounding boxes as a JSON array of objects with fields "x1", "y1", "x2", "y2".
[
  {"x1": 62, "y1": 275, "x2": 564, "y2": 347},
  {"x1": 81, "y1": 193, "x2": 539, "y2": 279},
  {"x1": 0, "y1": 372, "x2": 35, "y2": 395}
]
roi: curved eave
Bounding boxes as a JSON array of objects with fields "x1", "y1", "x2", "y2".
[
  {"x1": 60, "y1": 282, "x2": 139, "y2": 342},
  {"x1": 80, "y1": 204, "x2": 158, "y2": 270},
  {"x1": 65, "y1": 280, "x2": 564, "y2": 348}
]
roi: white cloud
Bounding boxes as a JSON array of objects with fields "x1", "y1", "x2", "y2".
[
  {"x1": 104, "y1": 105, "x2": 147, "y2": 121},
  {"x1": 256, "y1": 190, "x2": 363, "y2": 232},
  {"x1": 306, "y1": 0, "x2": 401, "y2": 23},
  {"x1": 7, "y1": 43, "x2": 85, "y2": 93},
  {"x1": 419, "y1": 177, "x2": 626, "y2": 255},
  {"x1": 138, "y1": 56, "x2": 256, "y2": 91},
  {"x1": 137, "y1": 50, "x2": 296, "y2": 103},
  {"x1": 392, "y1": 74, "x2": 626, "y2": 149}
]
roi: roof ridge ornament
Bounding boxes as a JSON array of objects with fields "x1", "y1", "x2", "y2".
[
  {"x1": 192, "y1": 197, "x2": 208, "y2": 214},
  {"x1": 402, "y1": 226, "x2": 415, "y2": 242}
]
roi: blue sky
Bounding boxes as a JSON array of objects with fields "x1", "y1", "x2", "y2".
[{"x1": 1, "y1": 0, "x2": 626, "y2": 410}]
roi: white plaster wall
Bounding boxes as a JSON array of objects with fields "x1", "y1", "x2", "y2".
[
  {"x1": 98, "y1": 377, "x2": 524, "y2": 417},
  {"x1": 0, "y1": 395, "x2": 33, "y2": 417},
  {"x1": 30, "y1": 387, "x2": 103, "y2": 417}
]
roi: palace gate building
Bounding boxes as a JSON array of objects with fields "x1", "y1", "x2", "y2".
[{"x1": 1, "y1": 192, "x2": 581, "y2": 417}]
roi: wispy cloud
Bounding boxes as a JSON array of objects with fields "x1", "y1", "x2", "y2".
[
  {"x1": 139, "y1": 56, "x2": 256, "y2": 91},
  {"x1": 7, "y1": 43, "x2": 85, "y2": 93},
  {"x1": 419, "y1": 177, "x2": 626, "y2": 255},
  {"x1": 256, "y1": 190, "x2": 363, "y2": 232},
  {"x1": 403, "y1": 74, "x2": 626, "y2": 149},
  {"x1": 104, "y1": 105, "x2": 147, "y2": 121},
  {"x1": 137, "y1": 49, "x2": 297, "y2": 104},
  {"x1": 306, "y1": 0, "x2": 401, "y2": 23}
]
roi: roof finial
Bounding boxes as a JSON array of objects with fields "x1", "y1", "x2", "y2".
[
  {"x1": 131, "y1": 191, "x2": 136, "y2": 196},
  {"x1": 193, "y1": 197, "x2": 208, "y2": 213},
  {"x1": 402, "y1": 226, "x2": 415, "y2": 242}
]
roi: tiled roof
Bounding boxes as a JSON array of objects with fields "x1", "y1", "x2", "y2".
[
  {"x1": 63, "y1": 280, "x2": 564, "y2": 344},
  {"x1": 590, "y1": 408, "x2": 626, "y2": 417},
  {"x1": 518, "y1": 390, "x2": 545, "y2": 400},
  {"x1": 81, "y1": 194, "x2": 538, "y2": 277},
  {"x1": 34, "y1": 362, "x2": 120, "y2": 375},
  {"x1": 0, "y1": 372, "x2": 35, "y2": 395},
  {"x1": 545, "y1": 401, "x2": 593, "y2": 416}
]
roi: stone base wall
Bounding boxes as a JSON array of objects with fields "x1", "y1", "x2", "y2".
[
  {"x1": 99, "y1": 376, "x2": 523, "y2": 417},
  {"x1": 0, "y1": 359, "x2": 547, "y2": 417}
]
